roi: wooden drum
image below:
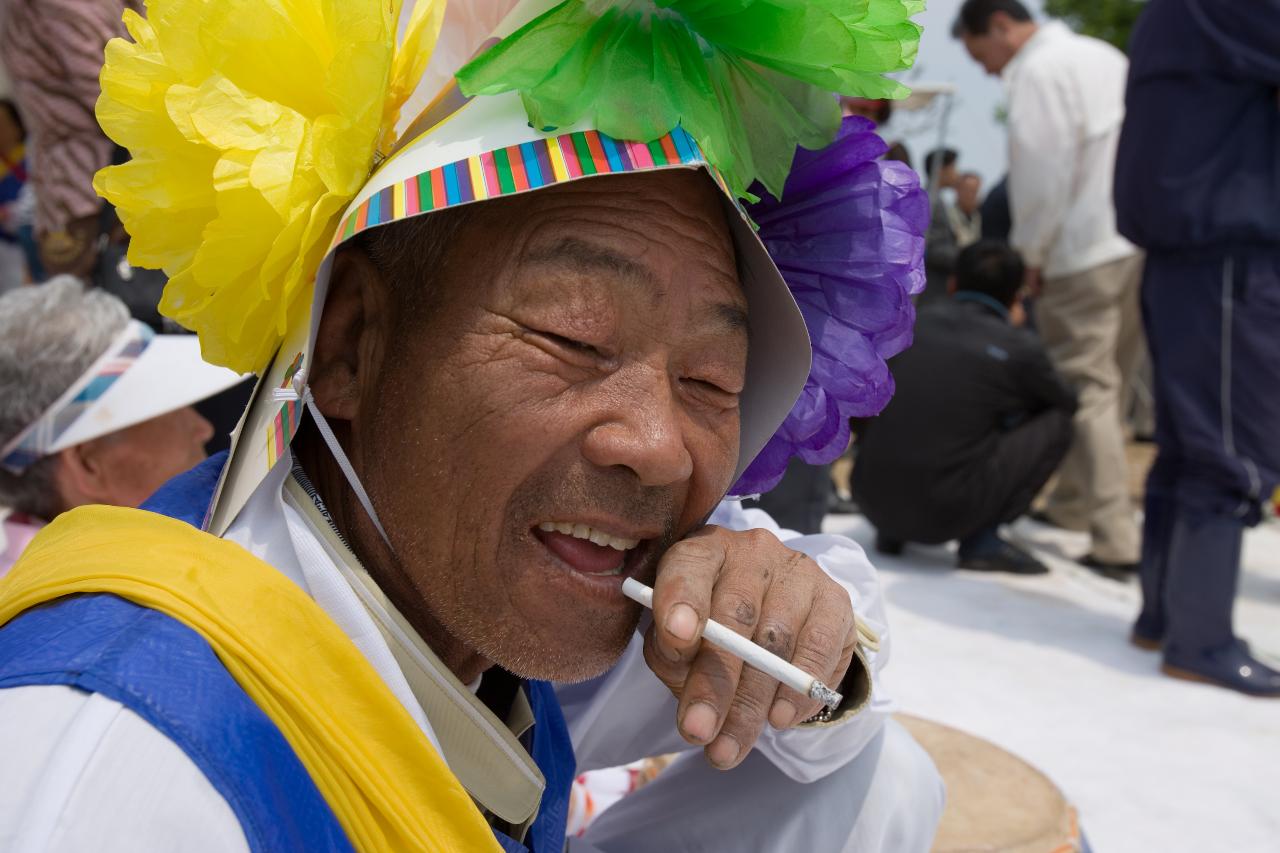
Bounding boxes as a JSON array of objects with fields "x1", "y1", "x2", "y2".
[{"x1": 897, "y1": 715, "x2": 1084, "y2": 853}]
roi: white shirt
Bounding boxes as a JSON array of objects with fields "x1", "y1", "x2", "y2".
[
  {"x1": 0, "y1": 458, "x2": 940, "y2": 851},
  {"x1": 1004, "y1": 21, "x2": 1137, "y2": 279}
]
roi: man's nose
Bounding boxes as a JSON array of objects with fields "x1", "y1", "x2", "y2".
[{"x1": 581, "y1": 370, "x2": 693, "y2": 487}]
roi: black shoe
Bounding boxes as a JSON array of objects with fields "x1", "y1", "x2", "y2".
[
  {"x1": 830, "y1": 496, "x2": 861, "y2": 515},
  {"x1": 1162, "y1": 639, "x2": 1280, "y2": 698},
  {"x1": 1027, "y1": 509, "x2": 1085, "y2": 532},
  {"x1": 1130, "y1": 611, "x2": 1164, "y2": 651},
  {"x1": 1130, "y1": 629, "x2": 1162, "y2": 652},
  {"x1": 957, "y1": 535, "x2": 1049, "y2": 575},
  {"x1": 1080, "y1": 554, "x2": 1139, "y2": 582},
  {"x1": 874, "y1": 533, "x2": 905, "y2": 556}
]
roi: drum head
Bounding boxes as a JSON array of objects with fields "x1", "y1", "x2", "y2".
[{"x1": 897, "y1": 714, "x2": 1083, "y2": 853}]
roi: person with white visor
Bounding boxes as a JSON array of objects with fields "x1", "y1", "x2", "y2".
[
  {"x1": 0, "y1": 0, "x2": 944, "y2": 851},
  {"x1": 0, "y1": 276, "x2": 243, "y2": 575}
]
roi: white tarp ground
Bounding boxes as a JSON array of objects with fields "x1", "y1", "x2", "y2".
[{"x1": 824, "y1": 513, "x2": 1280, "y2": 853}]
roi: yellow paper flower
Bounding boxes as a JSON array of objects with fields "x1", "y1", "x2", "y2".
[{"x1": 94, "y1": 0, "x2": 444, "y2": 374}]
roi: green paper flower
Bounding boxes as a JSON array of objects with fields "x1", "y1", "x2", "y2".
[{"x1": 456, "y1": 0, "x2": 923, "y2": 200}]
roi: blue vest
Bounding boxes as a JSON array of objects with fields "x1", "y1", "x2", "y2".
[{"x1": 0, "y1": 453, "x2": 575, "y2": 852}]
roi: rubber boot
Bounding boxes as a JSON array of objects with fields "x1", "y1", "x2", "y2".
[
  {"x1": 1161, "y1": 512, "x2": 1280, "y2": 697},
  {"x1": 1132, "y1": 491, "x2": 1175, "y2": 649}
]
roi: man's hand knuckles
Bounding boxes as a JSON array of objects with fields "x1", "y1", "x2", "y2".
[
  {"x1": 666, "y1": 532, "x2": 728, "y2": 567},
  {"x1": 793, "y1": 625, "x2": 843, "y2": 668},
  {"x1": 721, "y1": 695, "x2": 771, "y2": 738},
  {"x1": 643, "y1": 627, "x2": 691, "y2": 674},
  {"x1": 738, "y1": 526, "x2": 780, "y2": 551},
  {"x1": 753, "y1": 619, "x2": 795, "y2": 657},
  {"x1": 709, "y1": 586, "x2": 760, "y2": 631},
  {"x1": 683, "y1": 653, "x2": 741, "y2": 702}
]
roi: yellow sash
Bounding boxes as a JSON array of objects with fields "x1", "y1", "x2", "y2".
[{"x1": 0, "y1": 505, "x2": 501, "y2": 853}]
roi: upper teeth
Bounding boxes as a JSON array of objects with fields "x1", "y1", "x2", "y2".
[{"x1": 537, "y1": 521, "x2": 640, "y2": 551}]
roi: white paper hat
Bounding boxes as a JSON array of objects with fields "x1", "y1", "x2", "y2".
[
  {"x1": 205, "y1": 3, "x2": 812, "y2": 533},
  {"x1": 1, "y1": 321, "x2": 244, "y2": 474}
]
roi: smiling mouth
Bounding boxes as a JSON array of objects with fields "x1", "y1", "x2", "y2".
[{"x1": 533, "y1": 521, "x2": 645, "y2": 578}]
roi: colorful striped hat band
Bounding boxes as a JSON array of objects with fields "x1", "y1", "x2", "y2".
[
  {"x1": 330, "y1": 125, "x2": 725, "y2": 251},
  {"x1": 1, "y1": 320, "x2": 155, "y2": 474}
]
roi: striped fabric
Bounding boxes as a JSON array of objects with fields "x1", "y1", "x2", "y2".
[
  {"x1": 333, "y1": 126, "x2": 724, "y2": 249},
  {"x1": 0, "y1": 0, "x2": 143, "y2": 233},
  {"x1": 0, "y1": 320, "x2": 154, "y2": 472},
  {"x1": 266, "y1": 352, "x2": 305, "y2": 467}
]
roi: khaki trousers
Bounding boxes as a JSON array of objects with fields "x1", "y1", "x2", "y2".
[{"x1": 1037, "y1": 254, "x2": 1145, "y2": 563}]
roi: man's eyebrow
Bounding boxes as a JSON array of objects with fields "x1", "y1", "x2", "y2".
[
  {"x1": 525, "y1": 237, "x2": 654, "y2": 286},
  {"x1": 527, "y1": 236, "x2": 748, "y2": 334}
]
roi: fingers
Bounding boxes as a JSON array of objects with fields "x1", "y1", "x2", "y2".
[
  {"x1": 676, "y1": 553, "x2": 773, "y2": 767},
  {"x1": 769, "y1": 582, "x2": 857, "y2": 730},
  {"x1": 648, "y1": 528, "x2": 725, "y2": 667},
  {"x1": 646, "y1": 526, "x2": 860, "y2": 769}
]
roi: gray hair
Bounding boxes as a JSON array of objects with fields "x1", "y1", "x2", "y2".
[
  {"x1": 351, "y1": 203, "x2": 473, "y2": 327},
  {"x1": 0, "y1": 277, "x2": 131, "y2": 517}
]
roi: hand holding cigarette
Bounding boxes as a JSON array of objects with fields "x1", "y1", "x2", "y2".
[
  {"x1": 637, "y1": 526, "x2": 860, "y2": 771},
  {"x1": 625, "y1": 578, "x2": 844, "y2": 708}
]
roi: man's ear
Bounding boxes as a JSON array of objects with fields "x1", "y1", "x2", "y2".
[
  {"x1": 54, "y1": 441, "x2": 110, "y2": 508},
  {"x1": 310, "y1": 248, "x2": 390, "y2": 423}
]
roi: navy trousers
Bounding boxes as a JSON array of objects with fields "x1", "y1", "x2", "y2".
[{"x1": 1137, "y1": 249, "x2": 1280, "y2": 652}]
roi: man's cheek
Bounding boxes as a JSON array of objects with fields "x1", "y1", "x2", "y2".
[{"x1": 693, "y1": 421, "x2": 741, "y2": 499}]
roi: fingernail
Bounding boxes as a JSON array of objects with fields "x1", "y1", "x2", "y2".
[
  {"x1": 769, "y1": 699, "x2": 797, "y2": 730},
  {"x1": 682, "y1": 701, "x2": 718, "y2": 742},
  {"x1": 707, "y1": 733, "x2": 741, "y2": 768},
  {"x1": 666, "y1": 603, "x2": 699, "y2": 642}
]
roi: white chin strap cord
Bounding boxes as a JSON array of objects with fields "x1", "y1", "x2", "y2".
[{"x1": 273, "y1": 375, "x2": 393, "y2": 549}]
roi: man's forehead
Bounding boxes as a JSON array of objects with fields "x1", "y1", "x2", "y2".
[{"x1": 520, "y1": 233, "x2": 748, "y2": 334}]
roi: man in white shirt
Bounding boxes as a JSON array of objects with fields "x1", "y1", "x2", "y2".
[{"x1": 953, "y1": 0, "x2": 1144, "y2": 575}]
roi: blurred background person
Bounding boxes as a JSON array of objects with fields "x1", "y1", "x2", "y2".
[
  {"x1": 841, "y1": 95, "x2": 913, "y2": 167},
  {"x1": 841, "y1": 95, "x2": 893, "y2": 125},
  {"x1": 854, "y1": 241, "x2": 1077, "y2": 575},
  {"x1": 980, "y1": 175, "x2": 1012, "y2": 244},
  {"x1": 0, "y1": 0, "x2": 140, "y2": 278},
  {"x1": 0, "y1": 277, "x2": 242, "y2": 575},
  {"x1": 922, "y1": 147, "x2": 962, "y2": 305},
  {"x1": 953, "y1": 0, "x2": 1145, "y2": 578},
  {"x1": 753, "y1": 457, "x2": 833, "y2": 536},
  {"x1": 1115, "y1": 0, "x2": 1280, "y2": 696},
  {"x1": 0, "y1": 97, "x2": 36, "y2": 291},
  {"x1": 951, "y1": 171, "x2": 984, "y2": 248}
]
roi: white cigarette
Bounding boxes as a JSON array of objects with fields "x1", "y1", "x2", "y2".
[{"x1": 622, "y1": 577, "x2": 843, "y2": 709}]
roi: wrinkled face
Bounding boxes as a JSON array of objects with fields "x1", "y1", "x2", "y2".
[
  {"x1": 88, "y1": 406, "x2": 212, "y2": 507},
  {"x1": 361, "y1": 170, "x2": 747, "y2": 681}
]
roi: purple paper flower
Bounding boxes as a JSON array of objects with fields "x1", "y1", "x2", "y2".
[{"x1": 732, "y1": 116, "x2": 929, "y2": 495}]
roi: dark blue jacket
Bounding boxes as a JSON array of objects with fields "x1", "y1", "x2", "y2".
[{"x1": 1114, "y1": 0, "x2": 1280, "y2": 252}]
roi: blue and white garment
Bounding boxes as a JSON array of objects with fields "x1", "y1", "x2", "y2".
[
  {"x1": 0, "y1": 453, "x2": 575, "y2": 852},
  {"x1": 0, "y1": 453, "x2": 942, "y2": 852}
]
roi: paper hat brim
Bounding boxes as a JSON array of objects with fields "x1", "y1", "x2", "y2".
[
  {"x1": 53, "y1": 335, "x2": 244, "y2": 451},
  {"x1": 207, "y1": 89, "x2": 810, "y2": 534}
]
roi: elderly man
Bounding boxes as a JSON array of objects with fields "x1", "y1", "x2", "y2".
[
  {"x1": 0, "y1": 1, "x2": 943, "y2": 850},
  {"x1": 0, "y1": 276, "x2": 240, "y2": 574}
]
